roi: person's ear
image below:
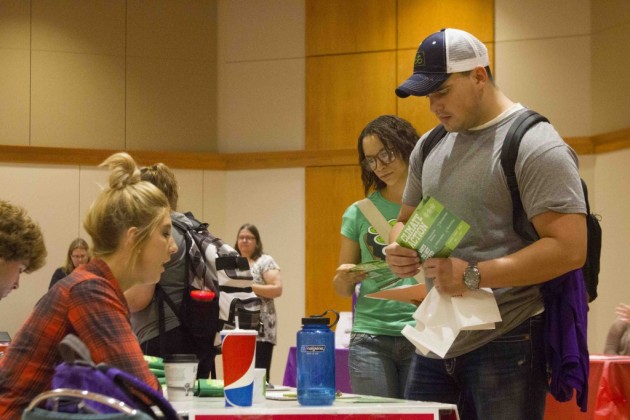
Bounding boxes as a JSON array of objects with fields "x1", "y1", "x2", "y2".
[
  {"x1": 472, "y1": 66, "x2": 488, "y2": 84},
  {"x1": 123, "y1": 227, "x2": 139, "y2": 252}
]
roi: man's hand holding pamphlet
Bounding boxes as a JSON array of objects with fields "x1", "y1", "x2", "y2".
[
  {"x1": 364, "y1": 196, "x2": 470, "y2": 306},
  {"x1": 396, "y1": 195, "x2": 470, "y2": 260},
  {"x1": 369, "y1": 196, "x2": 502, "y2": 357}
]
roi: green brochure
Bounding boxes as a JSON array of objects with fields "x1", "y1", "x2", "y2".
[
  {"x1": 350, "y1": 260, "x2": 401, "y2": 289},
  {"x1": 396, "y1": 196, "x2": 470, "y2": 260}
]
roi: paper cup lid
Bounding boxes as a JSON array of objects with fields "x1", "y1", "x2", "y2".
[
  {"x1": 163, "y1": 354, "x2": 199, "y2": 363},
  {"x1": 220, "y1": 328, "x2": 258, "y2": 336}
]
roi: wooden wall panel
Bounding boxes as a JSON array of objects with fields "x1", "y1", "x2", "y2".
[
  {"x1": 306, "y1": 51, "x2": 397, "y2": 150},
  {"x1": 397, "y1": 0, "x2": 495, "y2": 49},
  {"x1": 305, "y1": 166, "x2": 364, "y2": 318},
  {"x1": 306, "y1": 0, "x2": 396, "y2": 55}
]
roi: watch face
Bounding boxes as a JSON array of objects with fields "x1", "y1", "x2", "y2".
[{"x1": 465, "y1": 265, "x2": 480, "y2": 290}]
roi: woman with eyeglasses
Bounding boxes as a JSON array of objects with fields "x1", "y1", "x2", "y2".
[
  {"x1": 333, "y1": 115, "x2": 419, "y2": 398},
  {"x1": 234, "y1": 224, "x2": 282, "y2": 383},
  {"x1": 48, "y1": 237, "x2": 90, "y2": 289}
]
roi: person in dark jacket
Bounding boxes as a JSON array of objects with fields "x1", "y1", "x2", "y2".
[{"x1": 48, "y1": 237, "x2": 90, "y2": 289}]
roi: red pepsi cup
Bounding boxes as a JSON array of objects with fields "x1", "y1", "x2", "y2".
[{"x1": 220, "y1": 329, "x2": 257, "y2": 407}]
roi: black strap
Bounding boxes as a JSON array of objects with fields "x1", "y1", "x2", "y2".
[
  {"x1": 500, "y1": 110, "x2": 549, "y2": 241},
  {"x1": 581, "y1": 179, "x2": 591, "y2": 214},
  {"x1": 420, "y1": 124, "x2": 448, "y2": 159},
  {"x1": 155, "y1": 285, "x2": 181, "y2": 355}
]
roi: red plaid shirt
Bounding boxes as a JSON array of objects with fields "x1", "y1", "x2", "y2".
[{"x1": 0, "y1": 258, "x2": 159, "y2": 418}]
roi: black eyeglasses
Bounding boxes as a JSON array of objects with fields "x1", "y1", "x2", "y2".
[{"x1": 361, "y1": 149, "x2": 396, "y2": 172}]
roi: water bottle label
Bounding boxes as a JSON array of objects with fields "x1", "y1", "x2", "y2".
[{"x1": 301, "y1": 344, "x2": 326, "y2": 353}]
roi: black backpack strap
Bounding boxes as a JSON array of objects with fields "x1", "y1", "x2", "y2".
[
  {"x1": 58, "y1": 334, "x2": 95, "y2": 365},
  {"x1": 581, "y1": 179, "x2": 591, "y2": 215},
  {"x1": 500, "y1": 110, "x2": 549, "y2": 242},
  {"x1": 421, "y1": 124, "x2": 448, "y2": 160},
  {"x1": 155, "y1": 284, "x2": 181, "y2": 355}
]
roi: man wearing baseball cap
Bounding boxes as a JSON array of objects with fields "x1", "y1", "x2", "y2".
[{"x1": 385, "y1": 29, "x2": 587, "y2": 418}]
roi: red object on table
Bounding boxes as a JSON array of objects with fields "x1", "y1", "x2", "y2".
[{"x1": 545, "y1": 355, "x2": 630, "y2": 419}]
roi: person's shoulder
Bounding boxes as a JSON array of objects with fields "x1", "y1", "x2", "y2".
[
  {"x1": 342, "y1": 199, "x2": 362, "y2": 217},
  {"x1": 258, "y1": 254, "x2": 279, "y2": 267}
]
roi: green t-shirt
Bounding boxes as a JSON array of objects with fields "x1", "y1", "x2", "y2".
[{"x1": 341, "y1": 191, "x2": 417, "y2": 336}]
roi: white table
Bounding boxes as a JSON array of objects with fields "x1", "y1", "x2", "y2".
[{"x1": 170, "y1": 389, "x2": 460, "y2": 419}]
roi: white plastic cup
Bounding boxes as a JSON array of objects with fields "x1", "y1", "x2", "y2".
[
  {"x1": 163, "y1": 354, "x2": 198, "y2": 401},
  {"x1": 253, "y1": 368, "x2": 266, "y2": 404}
]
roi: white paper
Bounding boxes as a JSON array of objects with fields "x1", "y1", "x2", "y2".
[
  {"x1": 403, "y1": 287, "x2": 502, "y2": 358},
  {"x1": 335, "y1": 311, "x2": 353, "y2": 348}
]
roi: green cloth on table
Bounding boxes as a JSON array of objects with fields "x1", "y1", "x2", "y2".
[
  {"x1": 144, "y1": 355, "x2": 165, "y2": 386},
  {"x1": 195, "y1": 379, "x2": 224, "y2": 397},
  {"x1": 150, "y1": 368, "x2": 165, "y2": 377},
  {"x1": 143, "y1": 355, "x2": 164, "y2": 370}
]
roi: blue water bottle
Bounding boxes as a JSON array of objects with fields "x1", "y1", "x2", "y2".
[{"x1": 297, "y1": 310, "x2": 339, "y2": 406}]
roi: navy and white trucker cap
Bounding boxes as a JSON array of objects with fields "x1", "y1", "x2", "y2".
[{"x1": 395, "y1": 28, "x2": 489, "y2": 98}]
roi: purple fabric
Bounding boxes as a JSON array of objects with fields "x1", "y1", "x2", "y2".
[
  {"x1": 541, "y1": 269, "x2": 589, "y2": 412},
  {"x1": 52, "y1": 360, "x2": 179, "y2": 419},
  {"x1": 52, "y1": 363, "x2": 133, "y2": 413},
  {"x1": 283, "y1": 346, "x2": 351, "y2": 393}
]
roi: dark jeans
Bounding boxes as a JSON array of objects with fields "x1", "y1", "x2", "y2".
[
  {"x1": 404, "y1": 313, "x2": 547, "y2": 420},
  {"x1": 141, "y1": 325, "x2": 216, "y2": 379}
]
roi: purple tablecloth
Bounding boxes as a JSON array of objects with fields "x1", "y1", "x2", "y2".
[{"x1": 282, "y1": 346, "x2": 351, "y2": 393}]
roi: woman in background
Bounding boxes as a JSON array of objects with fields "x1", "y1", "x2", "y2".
[
  {"x1": 332, "y1": 115, "x2": 419, "y2": 398},
  {"x1": 48, "y1": 237, "x2": 90, "y2": 289},
  {"x1": 0, "y1": 152, "x2": 177, "y2": 418},
  {"x1": 234, "y1": 223, "x2": 282, "y2": 383}
]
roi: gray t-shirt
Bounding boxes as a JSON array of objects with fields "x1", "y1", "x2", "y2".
[
  {"x1": 131, "y1": 211, "x2": 187, "y2": 343},
  {"x1": 404, "y1": 107, "x2": 586, "y2": 358}
]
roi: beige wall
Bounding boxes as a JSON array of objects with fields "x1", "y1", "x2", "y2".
[
  {"x1": 0, "y1": 0, "x2": 218, "y2": 151},
  {"x1": 1, "y1": 0, "x2": 629, "y2": 385},
  {"x1": 495, "y1": 0, "x2": 630, "y2": 352}
]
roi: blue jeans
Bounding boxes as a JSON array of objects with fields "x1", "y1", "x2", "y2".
[
  {"x1": 404, "y1": 314, "x2": 547, "y2": 420},
  {"x1": 349, "y1": 333, "x2": 415, "y2": 398}
]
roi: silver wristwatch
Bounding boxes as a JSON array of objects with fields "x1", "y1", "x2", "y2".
[{"x1": 463, "y1": 261, "x2": 481, "y2": 291}]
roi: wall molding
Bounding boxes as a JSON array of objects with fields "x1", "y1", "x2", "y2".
[{"x1": 1, "y1": 127, "x2": 628, "y2": 170}]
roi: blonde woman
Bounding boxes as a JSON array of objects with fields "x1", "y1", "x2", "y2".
[
  {"x1": 0, "y1": 152, "x2": 177, "y2": 418},
  {"x1": 48, "y1": 237, "x2": 90, "y2": 289}
]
